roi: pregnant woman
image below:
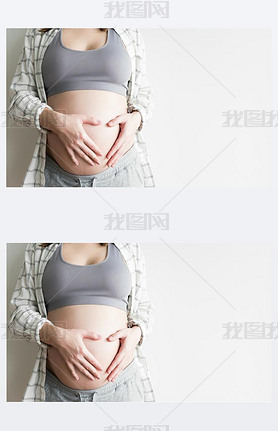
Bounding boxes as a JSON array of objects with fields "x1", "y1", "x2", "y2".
[
  {"x1": 8, "y1": 243, "x2": 155, "y2": 402},
  {"x1": 8, "y1": 28, "x2": 155, "y2": 187}
]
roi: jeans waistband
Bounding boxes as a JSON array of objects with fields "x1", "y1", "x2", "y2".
[
  {"x1": 45, "y1": 144, "x2": 138, "y2": 182},
  {"x1": 45, "y1": 358, "x2": 138, "y2": 396}
]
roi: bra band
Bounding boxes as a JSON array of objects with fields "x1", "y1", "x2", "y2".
[
  {"x1": 42, "y1": 244, "x2": 132, "y2": 312},
  {"x1": 42, "y1": 29, "x2": 132, "y2": 98}
]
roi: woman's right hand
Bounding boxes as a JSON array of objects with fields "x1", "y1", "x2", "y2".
[
  {"x1": 49, "y1": 326, "x2": 104, "y2": 381},
  {"x1": 41, "y1": 109, "x2": 104, "y2": 166}
]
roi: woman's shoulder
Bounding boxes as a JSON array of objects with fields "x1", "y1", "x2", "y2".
[
  {"x1": 24, "y1": 28, "x2": 36, "y2": 36},
  {"x1": 24, "y1": 28, "x2": 43, "y2": 37},
  {"x1": 115, "y1": 242, "x2": 144, "y2": 261},
  {"x1": 25, "y1": 243, "x2": 37, "y2": 252},
  {"x1": 114, "y1": 27, "x2": 142, "y2": 40},
  {"x1": 25, "y1": 243, "x2": 58, "y2": 255},
  {"x1": 27, "y1": 28, "x2": 59, "y2": 38}
]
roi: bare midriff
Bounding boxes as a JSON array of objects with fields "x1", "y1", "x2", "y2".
[
  {"x1": 46, "y1": 304, "x2": 132, "y2": 390},
  {"x1": 46, "y1": 90, "x2": 133, "y2": 175}
]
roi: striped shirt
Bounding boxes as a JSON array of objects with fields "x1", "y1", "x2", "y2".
[
  {"x1": 8, "y1": 243, "x2": 155, "y2": 402},
  {"x1": 8, "y1": 28, "x2": 155, "y2": 187}
]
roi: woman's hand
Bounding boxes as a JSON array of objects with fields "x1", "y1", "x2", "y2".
[
  {"x1": 105, "y1": 325, "x2": 142, "y2": 381},
  {"x1": 47, "y1": 326, "x2": 104, "y2": 381},
  {"x1": 43, "y1": 109, "x2": 104, "y2": 166},
  {"x1": 105, "y1": 111, "x2": 141, "y2": 167}
]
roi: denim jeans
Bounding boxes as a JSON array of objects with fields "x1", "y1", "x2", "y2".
[
  {"x1": 44, "y1": 358, "x2": 145, "y2": 402},
  {"x1": 44, "y1": 145, "x2": 145, "y2": 187}
]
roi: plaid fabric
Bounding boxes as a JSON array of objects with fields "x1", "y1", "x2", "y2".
[
  {"x1": 8, "y1": 243, "x2": 155, "y2": 402},
  {"x1": 8, "y1": 28, "x2": 155, "y2": 187}
]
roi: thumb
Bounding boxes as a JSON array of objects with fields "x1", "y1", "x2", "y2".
[
  {"x1": 82, "y1": 330, "x2": 102, "y2": 340},
  {"x1": 107, "y1": 328, "x2": 126, "y2": 341},
  {"x1": 82, "y1": 115, "x2": 102, "y2": 125},
  {"x1": 107, "y1": 114, "x2": 126, "y2": 126}
]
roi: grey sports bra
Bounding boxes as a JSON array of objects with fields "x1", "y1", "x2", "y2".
[
  {"x1": 42, "y1": 28, "x2": 132, "y2": 98},
  {"x1": 42, "y1": 244, "x2": 132, "y2": 312}
]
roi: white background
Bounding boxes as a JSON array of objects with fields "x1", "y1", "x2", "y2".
[{"x1": 1, "y1": 0, "x2": 278, "y2": 430}]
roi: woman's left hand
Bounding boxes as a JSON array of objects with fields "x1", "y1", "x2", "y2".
[
  {"x1": 105, "y1": 325, "x2": 142, "y2": 381},
  {"x1": 106, "y1": 111, "x2": 141, "y2": 167}
]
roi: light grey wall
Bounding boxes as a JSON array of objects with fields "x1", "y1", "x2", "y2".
[
  {"x1": 6, "y1": 30, "x2": 38, "y2": 187},
  {"x1": 7, "y1": 243, "x2": 38, "y2": 401}
]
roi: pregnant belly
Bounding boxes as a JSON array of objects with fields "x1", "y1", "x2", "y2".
[
  {"x1": 46, "y1": 304, "x2": 130, "y2": 390},
  {"x1": 46, "y1": 90, "x2": 133, "y2": 175}
]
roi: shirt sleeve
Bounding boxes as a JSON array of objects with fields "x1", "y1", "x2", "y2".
[
  {"x1": 7, "y1": 28, "x2": 53, "y2": 133},
  {"x1": 8, "y1": 243, "x2": 54, "y2": 348},
  {"x1": 127, "y1": 244, "x2": 155, "y2": 346},
  {"x1": 127, "y1": 28, "x2": 155, "y2": 132}
]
